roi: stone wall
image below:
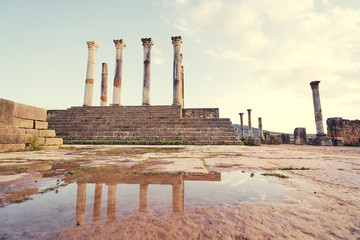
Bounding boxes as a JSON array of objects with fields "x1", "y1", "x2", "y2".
[
  {"x1": 0, "y1": 98, "x2": 63, "y2": 152},
  {"x1": 327, "y1": 118, "x2": 360, "y2": 146},
  {"x1": 182, "y1": 108, "x2": 219, "y2": 119}
]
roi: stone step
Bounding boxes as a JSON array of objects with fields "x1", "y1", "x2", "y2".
[
  {"x1": 0, "y1": 143, "x2": 26, "y2": 152},
  {"x1": 0, "y1": 134, "x2": 33, "y2": 144},
  {"x1": 64, "y1": 139, "x2": 241, "y2": 145},
  {"x1": 63, "y1": 135, "x2": 239, "y2": 141}
]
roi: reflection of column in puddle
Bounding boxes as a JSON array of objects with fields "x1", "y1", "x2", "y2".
[
  {"x1": 92, "y1": 183, "x2": 102, "y2": 222},
  {"x1": 139, "y1": 184, "x2": 148, "y2": 212},
  {"x1": 172, "y1": 179, "x2": 184, "y2": 215},
  {"x1": 76, "y1": 182, "x2": 86, "y2": 226},
  {"x1": 107, "y1": 184, "x2": 117, "y2": 222}
]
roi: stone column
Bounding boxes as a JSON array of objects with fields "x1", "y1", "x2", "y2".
[
  {"x1": 310, "y1": 81, "x2": 325, "y2": 136},
  {"x1": 181, "y1": 65, "x2": 185, "y2": 107},
  {"x1": 92, "y1": 183, "x2": 102, "y2": 222},
  {"x1": 100, "y1": 63, "x2": 108, "y2": 106},
  {"x1": 141, "y1": 38, "x2": 153, "y2": 106},
  {"x1": 172, "y1": 176, "x2": 184, "y2": 215},
  {"x1": 171, "y1": 36, "x2": 183, "y2": 106},
  {"x1": 294, "y1": 128, "x2": 307, "y2": 145},
  {"x1": 107, "y1": 184, "x2": 117, "y2": 222},
  {"x1": 247, "y1": 109, "x2": 253, "y2": 137},
  {"x1": 239, "y1": 113, "x2": 245, "y2": 139},
  {"x1": 112, "y1": 39, "x2": 126, "y2": 106},
  {"x1": 83, "y1": 41, "x2": 99, "y2": 106},
  {"x1": 139, "y1": 184, "x2": 148, "y2": 212},
  {"x1": 258, "y1": 117, "x2": 264, "y2": 140},
  {"x1": 76, "y1": 182, "x2": 87, "y2": 226}
]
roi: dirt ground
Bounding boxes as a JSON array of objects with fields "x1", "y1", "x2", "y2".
[{"x1": 1, "y1": 144, "x2": 360, "y2": 239}]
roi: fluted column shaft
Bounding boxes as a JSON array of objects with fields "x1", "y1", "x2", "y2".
[
  {"x1": 76, "y1": 182, "x2": 87, "y2": 226},
  {"x1": 112, "y1": 39, "x2": 126, "y2": 106},
  {"x1": 83, "y1": 41, "x2": 98, "y2": 106},
  {"x1": 310, "y1": 81, "x2": 325, "y2": 136},
  {"x1": 258, "y1": 117, "x2": 264, "y2": 140},
  {"x1": 93, "y1": 183, "x2": 102, "y2": 221},
  {"x1": 239, "y1": 113, "x2": 245, "y2": 138},
  {"x1": 247, "y1": 109, "x2": 252, "y2": 137},
  {"x1": 181, "y1": 65, "x2": 185, "y2": 107},
  {"x1": 141, "y1": 38, "x2": 153, "y2": 106},
  {"x1": 100, "y1": 63, "x2": 108, "y2": 106},
  {"x1": 172, "y1": 36, "x2": 182, "y2": 106}
]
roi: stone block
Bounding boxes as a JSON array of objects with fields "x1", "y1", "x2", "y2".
[
  {"x1": 281, "y1": 134, "x2": 290, "y2": 144},
  {"x1": 14, "y1": 118, "x2": 34, "y2": 129},
  {"x1": 35, "y1": 121, "x2": 48, "y2": 129},
  {"x1": 37, "y1": 137, "x2": 46, "y2": 145},
  {"x1": 25, "y1": 134, "x2": 33, "y2": 143},
  {"x1": 13, "y1": 102, "x2": 47, "y2": 121},
  {"x1": 45, "y1": 138, "x2": 63, "y2": 145},
  {"x1": 0, "y1": 98, "x2": 15, "y2": 123},
  {"x1": 0, "y1": 143, "x2": 26, "y2": 152},
  {"x1": 313, "y1": 135, "x2": 333, "y2": 146},
  {"x1": 25, "y1": 129, "x2": 38, "y2": 136},
  {"x1": 38, "y1": 130, "x2": 56, "y2": 137},
  {"x1": 294, "y1": 128, "x2": 306, "y2": 145}
]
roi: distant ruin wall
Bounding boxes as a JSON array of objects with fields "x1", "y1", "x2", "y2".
[
  {"x1": 182, "y1": 108, "x2": 219, "y2": 119},
  {"x1": 327, "y1": 118, "x2": 360, "y2": 146}
]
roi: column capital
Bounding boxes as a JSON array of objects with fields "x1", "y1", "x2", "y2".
[
  {"x1": 239, "y1": 112, "x2": 244, "y2": 116},
  {"x1": 141, "y1": 38, "x2": 153, "y2": 48},
  {"x1": 113, "y1": 39, "x2": 126, "y2": 49},
  {"x1": 171, "y1": 36, "x2": 182, "y2": 46},
  {"x1": 247, "y1": 109, "x2": 252, "y2": 112},
  {"x1": 86, "y1": 41, "x2": 99, "y2": 50},
  {"x1": 310, "y1": 80, "x2": 320, "y2": 90}
]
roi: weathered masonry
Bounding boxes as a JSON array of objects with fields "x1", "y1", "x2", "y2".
[
  {"x1": 48, "y1": 37, "x2": 241, "y2": 145},
  {"x1": 327, "y1": 118, "x2": 360, "y2": 146},
  {"x1": 0, "y1": 98, "x2": 63, "y2": 152}
]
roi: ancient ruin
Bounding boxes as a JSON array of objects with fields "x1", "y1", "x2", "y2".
[
  {"x1": 83, "y1": 41, "x2": 99, "y2": 107},
  {"x1": 247, "y1": 109, "x2": 252, "y2": 137},
  {"x1": 294, "y1": 128, "x2": 306, "y2": 145},
  {"x1": 327, "y1": 117, "x2": 360, "y2": 146},
  {"x1": 48, "y1": 37, "x2": 240, "y2": 145},
  {"x1": 100, "y1": 63, "x2": 108, "y2": 106},
  {"x1": 239, "y1": 113, "x2": 245, "y2": 139}
]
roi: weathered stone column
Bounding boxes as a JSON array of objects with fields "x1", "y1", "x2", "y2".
[
  {"x1": 112, "y1": 39, "x2": 126, "y2": 106},
  {"x1": 181, "y1": 65, "x2": 185, "y2": 107},
  {"x1": 258, "y1": 117, "x2": 264, "y2": 140},
  {"x1": 141, "y1": 38, "x2": 153, "y2": 106},
  {"x1": 100, "y1": 63, "x2": 108, "y2": 106},
  {"x1": 310, "y1": 81, "x2": 325, "y2": 135},
  {"x1": 171, "y1": 36, "x2": 183, "y2": 106},
  {"x1": 139, "y1": 184, "x2": 148, "y2": 212},
  {"x1": 294, "y1": 128, "x2": 307, "y2": 145},
  {"x1": 172, "y1": 177, "x2": 184, "y2": 215},
  {"x1": 107, "y1": 184, "x2": 117, "y2": 222},
  {"x1": 310, "y1": 81, "x2": 332, "y2": 146},
  {"x1": 83, "y1": 41, "x2": 99, "y2": 106},
  {"x1": 247, "y1": 109, "x2": 253, "y2": 137},
  {"x1": 92, "y1": 183, "x2": 102, "y2": 222},
  {"x1": 239, "y1": 113, "x2": 245, "y2": 139},
  {"x1": 76, "y1": 182, "x2": 86, "y2": 226}
]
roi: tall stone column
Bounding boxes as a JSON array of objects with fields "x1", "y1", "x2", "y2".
[
  {"x1": 100, "y1": 63, "x2": 108, "y2": 106},
  {"x1": 92, "y1": 183, "x2": 102, "y2": 222},
  {"x1": 107, "y1": 184, "x2": 117, "y2": 222},
  {"x1": 76, "y1": 182, "x2": 87, "y2": 226},
  {"x1": 247, "y1": 109, "x2": 253, "y2": 137},
  {"x1": 171, "y1": 36, "x2": 183, "y2": 106},
  {"x1": 239, "y1": 113, "x2": 245, "y2": 139},
  {"x1": 258, "y1": 117, "x2": 264, "y2": 140},
  {"x1": 112, "y1": 39, "x2": 126, "y2": 106},
  {"x1": 139, "y1": 184, "x2": 148, "y2": 212},
  {"x1": 181, "y1": 65, "x2": 185, "y2": 107},
  {"x1": 141, "y1": 38, "x2": 153, "y2": 106},
  {"x1": 83, "y1": 41, "x2": 99, "y2": 106},
  {"x1": 310, "y1": 81, "x2": 332, "y2": 145}
]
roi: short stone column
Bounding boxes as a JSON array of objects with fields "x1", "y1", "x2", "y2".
[
  {"x1": 239, "y1": 113, "x2": 245, "y2": 139},
  {"x1": 112, "y1": 39, "x2": 126, "y2": 106},
  {"x1": 141, "y1": 38, "x2": 153, "y2": 106},
  {"x1": 294, "y1": 128, "x2": 307, "y2": 145},
  {"x1": 100, "y1": 63, "x2": 108, "y2": 106},
  {"x1": 76, "y1": 182, "x2": 87, "y2": 226},
  {"x1": 171, "y1": 36, "x2": 183, "y2": 107},
  {"x1": 258, "y1": 117, "x2": 264, "y2": 140},
  {"x1": 93, "y1": 183, "x2": 102, "y2": 222},
  {"x1": 247, "y1": 109, "x2": 253, "y2": 137},
  {"x1": 83, "y1": 41, "x2": 99, "y2": 107},
  {"x1": 310, "y1": 81, "x2": 332, "y2": 146}
]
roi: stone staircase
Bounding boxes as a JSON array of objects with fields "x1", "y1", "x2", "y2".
[{"x1": 47, "y1": 105, "x2": 241, "y2": 145}]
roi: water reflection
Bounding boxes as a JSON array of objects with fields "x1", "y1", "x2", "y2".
[{"x1": 75, "y1": 172, "x2": 221, "y2": 225}]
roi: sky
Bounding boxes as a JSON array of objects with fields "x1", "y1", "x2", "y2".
[{"x1": 0, "y1": 0, "x2": 359, "y2": 134}]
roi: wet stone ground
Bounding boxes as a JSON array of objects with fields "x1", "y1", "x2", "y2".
[{"x1": 0, "y1": 145, "x2": 359, "y2": 239}]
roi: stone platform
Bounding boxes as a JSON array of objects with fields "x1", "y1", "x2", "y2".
[{"x1": 47, "y1": 105, "x2": 241, "y2": 145}]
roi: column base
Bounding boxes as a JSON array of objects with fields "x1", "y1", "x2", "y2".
[
  {"x1": 110, "y1": 104, "x2": 121, "y2": 106},
  {"x1": 83, "y1": 104, "x2": 92, "y2": 107},
  {"x1": 313, "y1": 135, "x2": 333, "y2": 146}
]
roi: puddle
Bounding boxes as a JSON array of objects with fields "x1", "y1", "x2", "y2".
[{"x1": 0, "y1": 170, "x2": 291, "y2": 239}]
